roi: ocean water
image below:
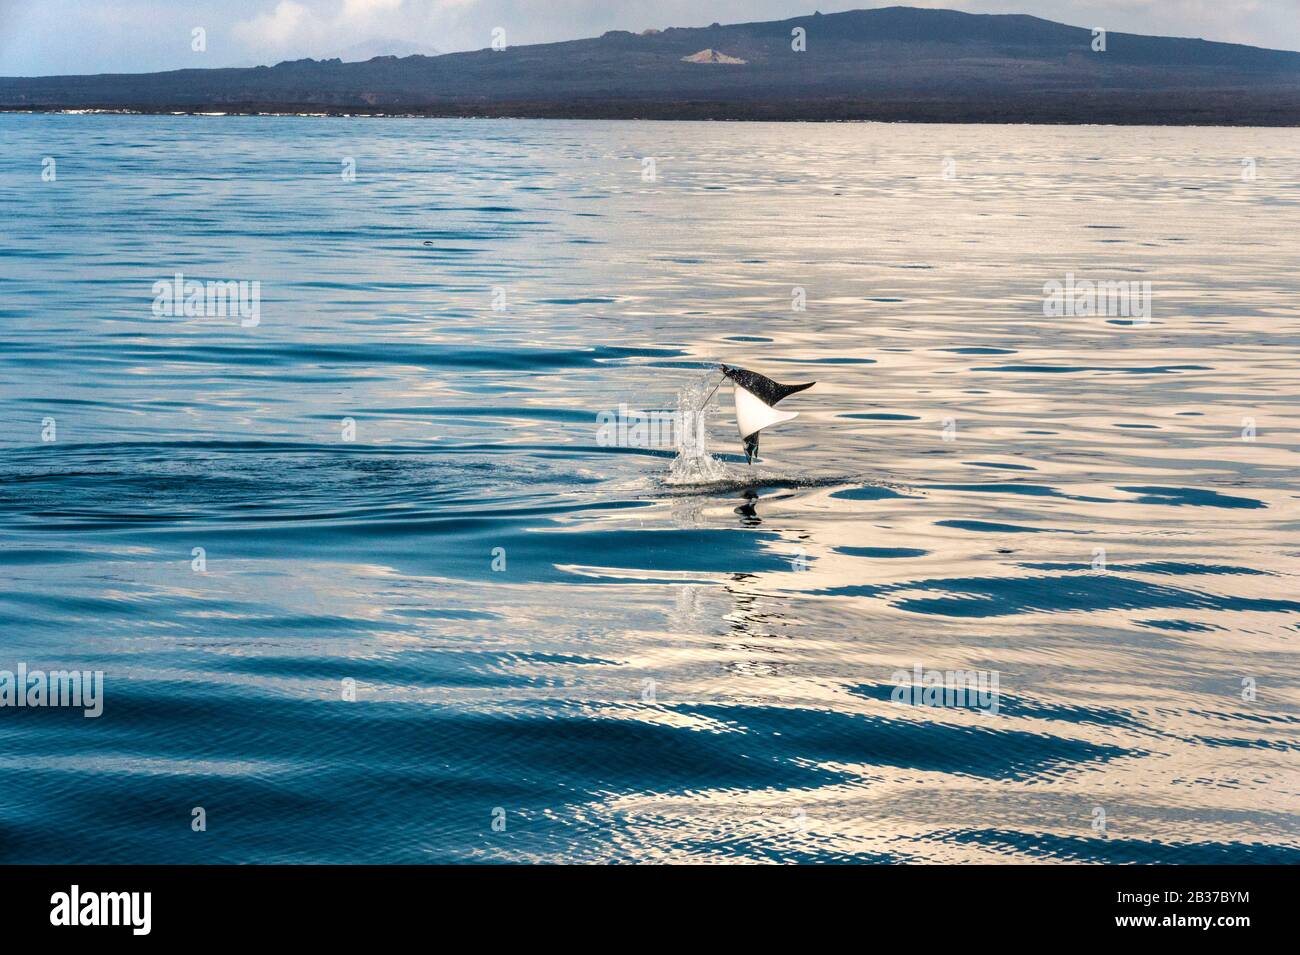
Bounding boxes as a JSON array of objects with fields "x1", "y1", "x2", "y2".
[{"x1": 0, "y1": 115, "x2": 1297, "y2": 864}]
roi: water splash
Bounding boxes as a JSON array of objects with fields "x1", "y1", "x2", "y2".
[{"x1": 666, "y1": 370, "x2": 728, "y2": 485}]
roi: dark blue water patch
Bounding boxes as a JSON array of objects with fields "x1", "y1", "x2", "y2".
[
  {"x1": 1185, "y1": 708, "x2": 1300, "y2": 727},
  {"x1": 1117, "y1": 486, "x2": 1265, "y2": 509},
  {"x1": 684, "y1": 703, "x2": 1132, "y2": 781},
  {"x1": 536, "y1": 297, "x2": 616, "y2": 304},
  {"x1": 0, "y1": 687, "x2": 1120, "y2": 861},
  {"x1": 1023, "y1": 430, "x2": 1056, "y2": 435},
  {"x1": 829, "y1": 485, "x2": 914, "y2": 501},
  {"x1": 0, "y1": 692, "x2": 859, "y2": 863},
  {"x1": 816, "y1": 573, "x2": 1300, "y2": 619},
  {"x1": 1020, "y1": 561, "x2": 1270, "y2": 577},
  {"x1": 0, "y1": 547, "x2": 134, "y2": 567},
  {"x1": 867, "y1": 297, "x2": 904, "y2": 302},
  {"x1": 842, "y1": 412, "x2": 919, "y2": 421},
  {"x1": 975, "y1": 364, "x2": 1211, "y2": 375},
  {"x1": 413, "y1": 245, "x2": 478, "y2": 255},
  {"x1": 723, "y1": 336, "x2": 772, "y2": 342},
  {"x1": 11, "y1": 396, "x2": 120, "y2": 409},
  {"x1": 513, "y1": 652, "x2": 622, "y2": 667},
  {"x1": 1195, "y1": 736, "x2": 1300, "y2": 752},
  {"x1": 837, "y1": 546, "x2": 928, "y2": 559},
  {"x1": 326, "y1": 405, "x2": 597, "y2": 424},
  {"x1": 962, "y1": 461, "x2": 1036, "y2": 471},
  {"x1": 935, "y1": 347, "x2": 1017, "y2": 355},
  {"x1": 944, "y1": 829, "x2": 1300, "y2": 864},
  {"x1": 930, "y1": 483, "x2": 1113, "y2": 504},
  {"x1": 849, "y1": 683, "x2": 1145, "y2": 731},
  {"x1": 532, "y1": 528, "x2": 796, "y2": 576},
  {"x1": 0, "y1": 454, "x2": 615, "y2": 524},
  {"x1": 414, "y1": 228, "x2": 509, "y2": 241},
  {"x1": 0, "y1": 440, "x2": 631, "y2": 469},
  {"x1": 936, "y1": 520, "x2": 1057, "y2": 534},
  {"x1": 1175, "y1": 411, "x2": 1204, "y2": 416},
  {"x1": 1115, "y1": 423, "x2": 1160, "y2": 429},
  {"x1": 1134, "y1": 619, "x2": 1218, "y2": 633},
  {"x1": 123, "y1": 521, "x2": 794, "y2": 584},
  {"x1": 200, "y1": 652, "x2": 532, "y2": 689},
  {"x1": 657, "y1": 833, "x2": 896, "y2": 865},
  {"x1": 50, "y1": 340, "x2": 687, "y2": 373},
  {"x1": 0, "y1": 585, "x2": 391, "y2": 637},
  {"x1": 189, "y1": 649, "x2": 621, "y2": 687},
  {"x1": 931, "y1": 482, "x2": 1066, "y2": 498}
]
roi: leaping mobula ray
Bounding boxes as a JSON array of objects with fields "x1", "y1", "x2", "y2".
[{"x1": 706, "y1": 364, "x2": 816, "y2": 464}]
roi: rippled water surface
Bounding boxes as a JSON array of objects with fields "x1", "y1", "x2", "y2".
[{"x1": 1, "y1": 115, "x2": 1298, "y2": 863}]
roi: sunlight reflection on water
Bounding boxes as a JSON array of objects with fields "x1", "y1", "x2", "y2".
[{"x1": 0, "y1": 116, "x2": 1297, "y2": 862}]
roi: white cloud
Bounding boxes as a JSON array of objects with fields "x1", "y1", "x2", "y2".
[
  {"x1": 253, "y1": 1, "x2": 313, "y2": 45},
  {"x1": 232, "y1": 0, "x2": 432, "y2": 61},
  {"x1": 342, "y1": 0, "x2": 406, "y2": 18}
]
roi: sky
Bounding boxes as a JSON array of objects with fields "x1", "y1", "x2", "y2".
[{"x1": 1, "y1": 0, "x2": 1297, "y2": 76}]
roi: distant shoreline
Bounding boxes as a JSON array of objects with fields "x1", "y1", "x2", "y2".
[{"x1": 3, "y1": 100, "x2": 1297, "y2": 126}]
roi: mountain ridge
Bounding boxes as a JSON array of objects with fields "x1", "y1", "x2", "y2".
[{"x1": 3, "y1": 7, "x2": 1298, "y2": 125}]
